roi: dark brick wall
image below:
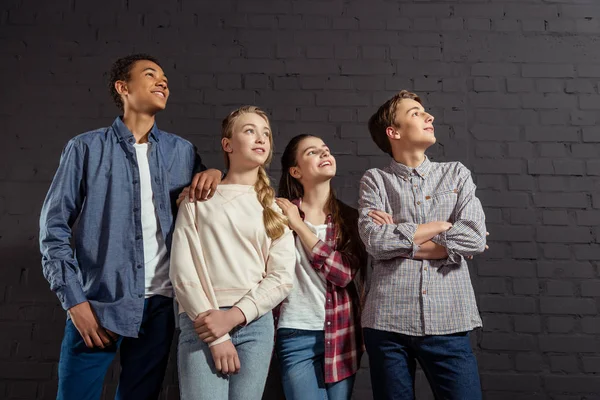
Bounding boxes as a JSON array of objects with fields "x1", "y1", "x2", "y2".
[{"x1": 1, "y1": 0, "x2": 600, "y2": 398}]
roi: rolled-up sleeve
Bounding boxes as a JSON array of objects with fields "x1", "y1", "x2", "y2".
[
  {"x1": 431, "y1": 164, "x2": 487, "y2": 267},
  {"x1": 358, "y1": 171, "x2": 419, "y2": 261}
]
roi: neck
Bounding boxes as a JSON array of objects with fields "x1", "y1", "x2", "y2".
[
  {"x1": 122, "y1": 111, "x2": 156, "y2": 144},
  {"x1": 301, "y1": 180, "x2": 331, "y2": 213},
  {"x1": 392, "y1": 148, "x2": 426, "y2": 168},
  {"x1": 221, "y1": 165, "x2": 260, "y2": 186}
]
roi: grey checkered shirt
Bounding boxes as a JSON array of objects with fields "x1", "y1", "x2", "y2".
[{"x1": 359, "y1": 157, "x2": 485, "y2": 336}]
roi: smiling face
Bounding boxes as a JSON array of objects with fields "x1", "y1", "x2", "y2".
[
  {"x1": 115, "y1": 59, "x2": 169, "y2": 114},
  {"x1": 386, "y1": 98, "x2": 436, "y2": 150},
  {"x1": 289, "y1": 136, "x2": 336, "y2": 185},
  {"x1": 222, "y1": 111, "x2": 272, "y2": 170}
]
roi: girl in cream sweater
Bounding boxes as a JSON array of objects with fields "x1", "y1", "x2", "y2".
[{"x1": 169, "y1": 106, "x2": 295, "y2": 400}]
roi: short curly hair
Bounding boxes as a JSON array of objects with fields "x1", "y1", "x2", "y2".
[
  {"x1": 108, "y1": 54, "x2": 161, "y2": 111},
  {"x1": 368, "y1": 90, "x2": 422, "y2": 157}
]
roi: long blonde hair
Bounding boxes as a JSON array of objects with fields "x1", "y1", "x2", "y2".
[{"x1": 221, "y1": 106, "x2": 287, "y2": 240}]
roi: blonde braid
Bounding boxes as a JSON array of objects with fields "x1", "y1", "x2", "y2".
[
  {"x1": 221, "y1": 105, "x2": 287, "y2": 240},
  {"x1": 256, "y1": 166, "x2": 287, "y2": 240}
]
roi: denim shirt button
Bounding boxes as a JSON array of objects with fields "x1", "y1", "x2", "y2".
[
  {"x1": 138, "y1": 294, "x2": 143, "y2": 298},
  {"x1": 137, "y1": 265, "x2": 143, "y2": 269}
]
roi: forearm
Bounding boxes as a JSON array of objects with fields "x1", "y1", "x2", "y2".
[
  {"x1": 413, "y1": 222, "x2": 451, "y2": 245},
  {"x1": 292, "y1": 222, "x2": 320, "y2": 254},
  {"x1": 413, "y1": 241, "x2": 448, "y2": 260}
]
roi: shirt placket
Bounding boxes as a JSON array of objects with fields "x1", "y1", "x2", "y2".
[
  {"x1": 411, "y1": 171, "x2": 430, "y2": 334},
  {"x1": 126, "y1": 139, "x2": 147, "y2": 310}
]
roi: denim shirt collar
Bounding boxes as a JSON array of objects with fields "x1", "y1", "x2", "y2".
[
  {"x1": 389, "y1": 156, "x2": 432, "y2": 180},
  {"x1": 112, "y1": 116, "x2": 161, "y2": 144}
]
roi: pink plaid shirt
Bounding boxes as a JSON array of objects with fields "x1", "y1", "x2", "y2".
[{"x1": 275, "y1": 199, "x2": 366, "y2": 383}]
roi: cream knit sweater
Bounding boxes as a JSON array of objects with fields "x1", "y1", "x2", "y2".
[{"x1": 169, "y1": 184, "x2": 295, "y2": 345}]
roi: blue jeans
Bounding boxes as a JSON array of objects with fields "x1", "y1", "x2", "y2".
[
  {"x1": 363, "y1": 328, "x2": 482, "y2": 400},
  {"x1": 57, "y1": 295, "x2": 175, "y2": 400},
  {"x1": 177, "y1": 310, "x2": 274, "y2": 400},
  {"x1": 275, "y1": 329, "x2": 355, "y2": 400}
]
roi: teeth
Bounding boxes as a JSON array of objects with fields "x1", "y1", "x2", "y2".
[{"x1": 153, "y1": 92, "x2": 165, "y2": 98}]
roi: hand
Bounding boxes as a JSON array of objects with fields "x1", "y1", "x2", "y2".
[
  {"x1": 368, "y1": 210, "x2": 394, "y2": 225},
  {"x1": 194, "y1": 308, "x2": 246, "y2": 343},
  {"x1": 176, "y1": 186, "x2": 191, "y2": 207},
  {"x1": 275, "y1": 198, "x2": 303, "y2": 231},
  {"x1": 438, "y1": 221, "x2": 453, "y2": 232},
  {"x1": 68, "y1": 301, "x2": 116, "y2": 349},
  {"x1": 189, "y1": 169, "x2": 222, "y2": 202},
  {"x1": 210, "y1": 340, "x2": 241, "y2": 375}
]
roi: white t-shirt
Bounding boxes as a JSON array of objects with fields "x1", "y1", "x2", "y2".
[
  {"x1": 277, "y1": 221, "x2": 328, "y2": 331},
  {"x1": 134, "y1": 143, "x2": 172, "y2": 298}
]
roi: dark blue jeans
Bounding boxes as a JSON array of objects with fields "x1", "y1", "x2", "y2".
[
  {"x1": 57, "y1": 295, "x2": 175, "y2": 400},
  {"x1": 363, "y1": 328, "x2": 482, "y2": 400}
]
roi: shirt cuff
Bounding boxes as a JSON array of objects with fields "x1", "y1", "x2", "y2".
[
  {"x1": 56, "y1": 279, "x2": 88, "y2": 311},
  {"x1": 311, "y1": 240, "x2": 330, "y2": 267},
  {"x1": 430, "y1": 231, "x2": 464, "y2": 267},
  {"x1": 208, "y1": 333, "x2": 231, "y2": 347},
  {"x1": 234, "y1": 297, "x2": 258, "y2": 325},
  {"x1": 394, "y1": 222, "x2": 419, "y2": 258}
]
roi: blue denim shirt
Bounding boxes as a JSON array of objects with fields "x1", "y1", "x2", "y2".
[{"x1": 39, "y1": 117, "x2": 204, "y2": 337}]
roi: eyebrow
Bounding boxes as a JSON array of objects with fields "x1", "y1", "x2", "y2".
[
  {"x1": 405, "y1": 106, "x2": 423, "y2": 115},
  {"x1": 242, "y1": 123, "x2": 271, "y2": 132},
  {"x1": 303, "y1": 144, "x2": 329, "y2": 153},
  {"x1": 143, "y1": 68, "x2": 168, "y2": 81}
]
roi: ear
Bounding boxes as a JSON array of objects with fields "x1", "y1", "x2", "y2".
[
  {"x1": 221, "y1": 137, "x2": 233, "y2": 153},
  {"x1": 386, "y1": 126, "x2": 401, "y2": 140},
  {"x1": 114, "y1": 80, "x2": 128, "y2": 96},
  {"x1": 289, "y1": 167, "x2": 301, "y2": 179}
]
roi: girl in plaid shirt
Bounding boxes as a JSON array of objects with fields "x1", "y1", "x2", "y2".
[{"x1": 274, "y1": 134, "x2": 367, "y2": 400}]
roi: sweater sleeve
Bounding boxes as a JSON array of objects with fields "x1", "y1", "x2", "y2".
[
  {"x1": 169, "y1": 199, "x2": 231, "y2": 345},
  {"x1": 234, "y1": 225, "x2": 295, "y2": 324}
]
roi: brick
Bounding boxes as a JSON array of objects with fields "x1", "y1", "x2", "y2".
[
  {"x1": 508, "y1": 176, "x2": 534, "y2": 191},
  {"x1": 572, "y1": 143, "x2": 600, "y2": 157},
  {"x1": 546, "y1": 281, "x2": 576, "y2": 296},
  {"x1": 583, "y1": 127, "x2": 600, "y2": 142},
  {"x1": 481, "y1": 373, "x2": 541, "y2": 391},
  {"x1": 471, "y1": 125, "x2": 520, "y2": 141},
  {"x1": 515, "y1": 316, "x2": 542, "y2": 333},
  {"x1": 542, "y1": 211, "x2": 570, "y2": 225},
  {"x1": 478, "y1": 354, "x2": 512, "y2": 370},
  {"x1": 573, "y1": 245, "x2": 600, "y2": 261},
  {"x1": 544, "y1": 376, "x2": 600, "y2": 392},
  {"x1": 538, "y1": 261, "x2": 595, "y2": 278},
  {"x1": 485, "y1": 225, "x2": 534, "y2": 242},
  {"x1": 479, "y1": 296, "x2": 537, "y2": 313},
  {"x1": 472, "y1": 63, "x2": 519, "y2": 77},
  {"x1": 523, "y1": 64, "x2": 575, "y2": 78},
  {"x1": 525, "y1": 127, "x2": 580, "y2": 142},
  {"x1": 542, "y1": 244, "x2": 572, "y2": 260},
  {"x1": 583, "y1": 317, "x2": 600, "y2": 334},
  {"x1": 513, "y1": 278, "x2": 539, "y2": 294},
  {"x1": 550, "y1": 356, "x2": 580, "y2": 373},
  {"x1": 533, "y1": 193, "x2": 588, "y2": 208},
  {"x1": 522, "y1": 94, "x2": 578, "y2": 109},
  {"x1": 515, "y1": 353, "x2": 544, "y2": 371},
  {"x1": 581, "y1": 281, "x2": 600, "y2": 296},
  {"x1": 481, "y1": 333, "x2": 537, "y2": 351},
  {"x1": 547, "y1": 316, "x2": 577, "y2": 333},
  {"x1": 537, "y1": 227, "x2": 592, "y2": 243},
  {"x1": 478, "y1": 278, "x2": 508, "y2": 294},
  {"x1": 541, "y1": 297, "x2": 596, "y2": 314},
  {"x1": 473, "y1": 160, "x2": 522, "y2": 174}
]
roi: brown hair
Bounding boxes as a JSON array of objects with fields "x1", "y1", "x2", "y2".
[
  {"x1": 278, "y1": 134, "x2": 367, "y2": 302},
  {"x1": 221, "y1": 106, "x2": 287, "y2": 240},
  {"x1": 368, "y1": 90, "x2": 421, "y2": 156}
]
